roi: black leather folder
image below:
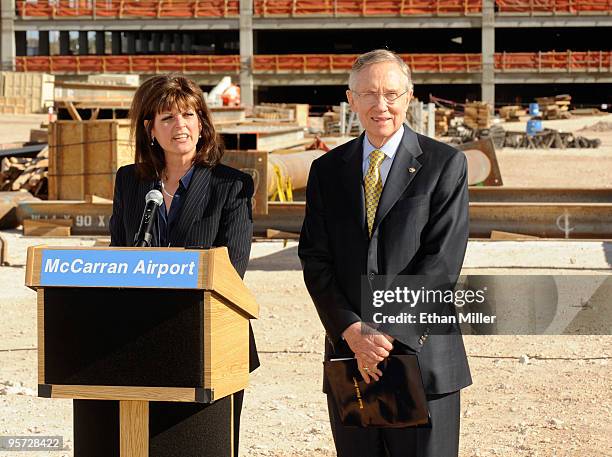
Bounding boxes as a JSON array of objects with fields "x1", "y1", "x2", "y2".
[{"x1": 323, "y1": 355, "x2": 430, "y2": 428}]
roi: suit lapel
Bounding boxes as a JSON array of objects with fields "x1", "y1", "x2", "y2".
[
  {"x1": 339, "y1": 134, "x2": 367, "y2": 236},
  {"x1": 372, "y1": 127, "x2": 424, "y2": 235},
  {"x1": 169, "y1": 165, "x2": 212, "y2": 247}
]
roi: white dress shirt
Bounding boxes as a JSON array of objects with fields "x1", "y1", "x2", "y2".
[{"x1": 362, "y1": 124, "x2": 404, "y2": 186}]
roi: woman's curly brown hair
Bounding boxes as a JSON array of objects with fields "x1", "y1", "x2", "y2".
[{"x1": 129, "y1": 74, "x2": 223, "y2": 180}]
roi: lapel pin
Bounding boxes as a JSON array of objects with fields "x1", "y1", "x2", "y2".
[{"x1": 408, "y1": 167, "x2": 416, "y2": 173}]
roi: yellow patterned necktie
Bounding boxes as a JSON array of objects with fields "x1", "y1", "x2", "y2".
[{"x1": 364, "y1": 149, "x2": 386, "y2": 237}]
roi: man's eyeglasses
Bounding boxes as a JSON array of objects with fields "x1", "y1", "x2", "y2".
[{"x1": 351, "y1": 90, "x2": 410, "y2": 105}]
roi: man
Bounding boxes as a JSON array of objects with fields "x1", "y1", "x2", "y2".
[{"x1": 298, "y1": 49, "x2": 472, "y2": 457}]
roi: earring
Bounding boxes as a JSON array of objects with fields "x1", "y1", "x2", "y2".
[
  {"x1": 199, "y1": 134, "x2": 202, "y2": 138},
  {"x1": 150, "y1": 137, "x2": 155, "y2": 146}
]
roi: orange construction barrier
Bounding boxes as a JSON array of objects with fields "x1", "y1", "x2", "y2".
[
  {"x1": 15, "y1": 52, "x2": 611, "y2": 74},
  {"x1": 16, "y1": 55, "x2": 241, "y2": 74},
  {"x1": 16, "y1": 0, "x2": 240, "y2": 18},
  {"x1": 16, "y1": 0, "x2": 481, "y2": 18},
  {"x1": 495, "y1": 51, "x2": 612, "y2": 71},
  {"x1": 253, "y1": 0, "x2": 482, "y2": 16},
  {"x1": 253, "y1": 53, "x2": 483, "y2": 73},
  {"x1": 496, "y1": 0, "x2": 612, "y2": 13}
]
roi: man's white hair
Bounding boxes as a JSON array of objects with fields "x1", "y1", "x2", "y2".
[{"x1": 348, "y1": 49, "x2": 413, "y2": 92}]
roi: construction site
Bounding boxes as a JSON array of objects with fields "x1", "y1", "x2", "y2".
[{"x1": 0, "y1": 0, "x2": 611, "y2": 456}]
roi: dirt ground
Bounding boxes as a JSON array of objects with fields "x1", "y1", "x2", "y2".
[{"x1": 0, "y1": 114, "x2": 611, "y2": 456}]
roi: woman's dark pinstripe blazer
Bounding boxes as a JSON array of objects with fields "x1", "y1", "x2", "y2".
[{"x1": 109, "y1": 162, "x2": 260, "y2": 371}]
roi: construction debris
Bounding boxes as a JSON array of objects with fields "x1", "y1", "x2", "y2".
[
  {"x1": 578, "y1": 121, "x2": 612, "y2": 132},
  {"x1": 0, "y1": 147, "x2": 48, "y2": 197},
  {"x1": 446, "y1": 124, "x2": 600, "y2": 149},
  {"x1": 501, "y1": 128, "x2": 600, "y2": 149},
  {"x1": 464, "y1": 102, "x2": 492, "y2": 130},
  {"x1": 435, "y1": 108, "x2": 453, "y2": 136},
  {"x1": 499, "y1": 105, "x2": 528, "y2": 122},
  {"x1": 535, "y1": 94, "x2": 572, "y2": 120}
]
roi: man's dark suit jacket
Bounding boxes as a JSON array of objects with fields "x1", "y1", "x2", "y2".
[
  {"x1": 298, "y1": 126, "x2": 471, "y2": 395},
  {"x1": 109, "y1": 163, "x2": 259, "y2": 371}
]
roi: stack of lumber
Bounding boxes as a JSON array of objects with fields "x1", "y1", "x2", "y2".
[
  {"x1": 323, "y1": 110, "x2": 340, "y2": 134},
  {"x1": 535, "y1": 94, "x2": 572, "y2": 120},
  {"x1": 0, "y1": 72, "x2": 55, "y2": 114},
  {"x1": 570, "y1": 108, "x2": 605, "y2": 116},
  {"x1": 255, "y1": 103, "x2": 309, "y2": 127},
  {"x1": 499, "y1": 105, "x2": 528, "y2": 121},
  {"x1": 0, "y1": 147, "x2": 48, "y2": 197},
  {"x1": 464, "y1": 102, "x2": 492, "y2": 130},
  {"x1": 434, "y1": 108, "x2": 453, "y2": 136},
  {"x1": 322, "y1": 109, "x2": 360, "y2": 136},
  {"x1": 0, "y1": 96, "x2": 28, "y2": 114},
  {"x1": 253, "y1": 105, "x2": 296, "y2": 123}
]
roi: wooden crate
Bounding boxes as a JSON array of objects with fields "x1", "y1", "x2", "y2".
[{"x1": 48, "y1": 120, "x2": 133, "y2": 201}]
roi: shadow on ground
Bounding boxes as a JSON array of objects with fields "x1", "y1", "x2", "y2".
[{"x1": 248, "y1": 246, "x2": 301, "y2": 272}]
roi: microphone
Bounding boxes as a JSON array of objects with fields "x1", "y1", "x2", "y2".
[{"x1": 133, "y1": 189, "x2": 163, "y2": 247}]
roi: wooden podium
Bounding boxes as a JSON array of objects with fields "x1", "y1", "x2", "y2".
[{"x1": 25, "y1": 246, "x2": 258, "y2": 457}]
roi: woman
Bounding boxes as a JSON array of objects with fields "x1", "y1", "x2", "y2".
[{"x1": 109, "y1": 74, "x2": 259, "y2": 456}]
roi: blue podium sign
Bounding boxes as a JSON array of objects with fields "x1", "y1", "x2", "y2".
[{"x1": 40, "y1": 249, "x2": 201, "y2": 289}]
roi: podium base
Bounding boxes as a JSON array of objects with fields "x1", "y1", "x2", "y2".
[{"x1": 74, "y1": 394, "x2": 238, "y2": 457}]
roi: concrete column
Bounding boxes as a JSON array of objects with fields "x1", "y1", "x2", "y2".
[
  {"x1": 95, "y1": 31, "x2": 105, "y2": 55},
  {"x1": 481, "y1": 0, "x2": 495, "y2": 106},
  {"x1": 39, "y1": 31, "x2": 50, "y2": 56},
  {"x1": 0, "y1": 0, "x2": 15, "y2": 70},
  {"x1": 239, "y1": 0, "x2": 254, "y2": 106}
]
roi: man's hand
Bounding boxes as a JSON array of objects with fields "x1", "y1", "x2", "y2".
[
  {"x1": 383, "y1": 333, "x2": 394, "y2": 343},
  {"x1": 342, "y1": 322, "x2": 393, "y2": 384}
]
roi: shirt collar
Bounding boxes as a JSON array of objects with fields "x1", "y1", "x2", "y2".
[
  {"x1": 363, "y1": 124, "x2": 405, "y2": 162},
  {"x1": 178, "y1": 165, "x2": 195, "y2": 191}
]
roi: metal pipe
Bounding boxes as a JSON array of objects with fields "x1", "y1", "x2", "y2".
[
  {"x1": 267, "y1": 150, "x2": 325, "y2": 197},
  {"x1": 254, "y1": 201, "x2": 612, "y2": 239}
]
